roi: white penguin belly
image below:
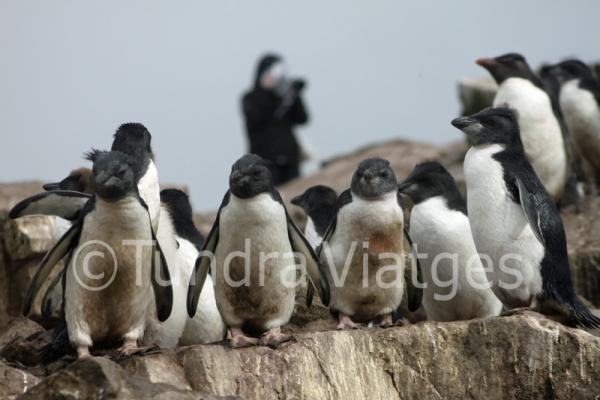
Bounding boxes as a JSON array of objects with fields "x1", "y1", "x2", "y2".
[
  {"x1": 65, "y1": 198, "x2": 153, "y2": 348},
  {"x1": 138, "y1": 161, "x2": 161, "y2": 229},
  {"x1": 409, "y1": 197, "x2": 502, "y2": 321},
  {"x1": 464, "y1": 145, "x2": 545, "y2": 308},
  {"x1": 560, "y1": 80, "x2": 600, "y2": 172},
  {"x1": 176, "y1": 238, "x2": 226, "y2": 345},
  {"x1": 304, "y1": 217, "x2": 323, "y2": 249},
  {"x1": 142, "y1": 207, "x2": 188, "y2": 348},
  {"x1": 494, "y1": 78, "x2": 567, "y2": 200},
  {"x1": 214, "y1": 194, "x2": 296, "y2": 332},
  {"x1": 324, "y1": 193, "x2": 405, "y2": 322}
]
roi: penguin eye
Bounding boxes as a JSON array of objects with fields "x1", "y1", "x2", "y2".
[{"x1": 379, "y1": 171, "x2": 388, "y2": 178}]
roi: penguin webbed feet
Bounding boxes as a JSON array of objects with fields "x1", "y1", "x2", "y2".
[
  {"x1": 258, "y1": 327, "x2": 293, "y2": 348},
  {"x1": 229, "y1": 328, "x2": 259, "y2": 348},
  {"x1": 336, "y1": 313, "x2": 364, "y2": 330},
  {"x1": 377, "y1": 313, "x2": 404, "y2": 328},
  {"x1": 117, "y1": 338, "x2": 151, "y2": 356}
]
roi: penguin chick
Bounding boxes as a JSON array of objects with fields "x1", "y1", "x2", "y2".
[
  {"x1": 291, "y1": 185, "x2": 337, "y2": 249},
  {"x1": 187, "y1": 154, "x2": 329, "y2": 348},
  {"x1": 319, "y1": 157, "x2": 422, "y2": 329},
  {"x1": 64, "y1": 150, "x2": 173, "y2": 357}
]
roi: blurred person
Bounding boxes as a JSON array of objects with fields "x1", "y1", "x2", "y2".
[{"x1": 241, "y1": 53, "x2": 309, "y2": 185}]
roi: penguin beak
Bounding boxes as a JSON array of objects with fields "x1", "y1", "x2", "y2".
[
  {"x1": 43, "y1": 182, "x2": 60, "y2": 191},
  {"x1": 290, "y1": 194, "x2": 304, "y2": 207},
  {"x1": 451, "y1": 116, "x2": 477, "y2": 130},
  {"x1": 397, "y1": 181, "x2": 411, "y2": 193},
  {"x1": 476, "y1": 57, "x2": 496, "y2": 68}
]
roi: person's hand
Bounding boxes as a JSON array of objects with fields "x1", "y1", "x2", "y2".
[{"x1": 291, "y1": 79, "x2": 306, "y2": 92}]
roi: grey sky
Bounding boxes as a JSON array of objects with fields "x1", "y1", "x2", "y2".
[{"x1": 2, "y1": 1, "x2": 599, "y2": 210}]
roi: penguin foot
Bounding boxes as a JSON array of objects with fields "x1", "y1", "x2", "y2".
[
  {"x1": 119, "y1": 338, "x2": 140, "y2": 355},
  {"x1": 336, "y1": 313, "x2": 362, "y2": 330},
  {"x1": 258, "y1": 328, "x2": 293, "y2": 348},
  {"x1": 77, "y1": 346, "x2": 91, "y2": 359},
  {"x1": 379, "y1": 313, "x2": 403, "y2": 328},
  {"x1": 229, "y1": 329, "x2": 259, "y2": 348}
]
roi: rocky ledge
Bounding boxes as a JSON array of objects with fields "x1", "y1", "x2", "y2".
[
  {"x1": 2, "y1": 313, "x2": 599, "y2": 399},
  {"x1": 2, "y1": 139, "x2": 600, "y2": 399}
]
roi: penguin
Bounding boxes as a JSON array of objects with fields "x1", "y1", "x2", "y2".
[
  {"x1": 452, "y1": 107, "x2": 600, "y2": 328},
  {"x1": 476, "y1": 53, "x2": 569, "y2": 202},
  {"x1": 159, "y1": 189, "x2": 225, "y2": 345},
  {"x1": 548, "y1": 59, "x2": 600, "y2": 194},
  {"x1": 14, "y1": 150, "x2": 174, "y2": 358},
  {"x1": 186, "y1": 154, "x2": 330, "y2": 348},
  {"x1": 318, "y1": 157, "x2": 422, "y2": 329},
  {"x1": 397, "y1": 161, "x2": 502, "y2": 321},
  {"x1": 290, "y1": 185, "x2": 337, "y2": 249}
]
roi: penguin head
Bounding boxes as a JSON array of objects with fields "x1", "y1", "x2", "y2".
[
  {"x1": 291, "y1": 185, "x2": 338, "y2": 216},
  {"x1": 160, "y1": 189, "x2": 194, "y2": 221},
  {"x1": 43, "y1": 167, "x2": 93, "y2": 194},
  {"x1": 547, "y1": 59, "x2": 595, "y2": 82},
  {"x1": 452, "y1": 107, "x2": 521, "y2": 148},
  {"x1": 87, "y1": 150, "x2": 140, "y2": 202},
  {"x1": 255, "y1": 53, "x2": 285, "y2": 89},
  {"x1": 398, "y1": 162, "x2": 460, "y2": 205},
  {"x1": 229, "y1": 154, "x2": 273, "y2": 199},
  {"x1": 111, "y1": 123, "x2": 154, "y2": 166},
  {"x1": 476, "y1": 53, "x2": 538, "y2": 84},
  {"x1": 351, "y1": 157, "x2": 397, "y2": 199}
]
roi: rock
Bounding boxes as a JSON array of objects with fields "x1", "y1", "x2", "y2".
[
  {"x1": 0, "y1": 182, "x2": 44, "y2": 214},
  {"x1": 0, "y1": 182, "x2": 46, "y2": 327},
  {"x1": 1, "y1": 215, "x2": 58, "y2": 323},
  {"x1": 21, "y1": 356, "x2": 233, "y2": 400},
  {"x1": 0, "y1": 317, "x2": 43, "y2": 348},
  {"x1": 457, "y1": 77, "x2": 497, "y2": 116},
  {"x1": 0, "y1": 220, "x2": 10, "y2": 329},
  {"x1": 3, "y1": 217, "x2": 55, "y2": 261},
  {"x1": 0, "y1": 328, "x2": 52, "y2": 368},
  {"x1": 562, "y1": 197, "x2": 600, "y2": 307},
  {"x1": 179, "y1": 313, "x2": 600, "y2": 399},
  {"x1": 0, "y1": 360, "x2": 40, "y2": 399},
  {"x1": 120, "y1": 352, "x2": 192, "y2": 391}
]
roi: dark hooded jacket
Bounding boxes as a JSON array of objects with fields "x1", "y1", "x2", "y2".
[{"x1": 241, "y1": 54, "x2": 309, "y2": 166}]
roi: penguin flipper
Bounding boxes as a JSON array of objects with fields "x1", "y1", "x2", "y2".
[
  {"x1": 186, "y1": 191, "x2": 229, "y2": 318},
  {"x1": 146, "y1": 204, "x2": 173, "y2": 322},
  {"x1": 9, "y1": 191, "x2": 91, "y2": 221},
  {"x1": 515, "y1": 177, "x2": 546, "y2": 246},
  {"x1": 41, "y1": 266, "x2": 66, "y2": 322},
  {"x1": 403, "y1": 229, "x2": 423, "y2": 312},
  {"x1": 22, "y1": 222, "x2": 81, "y2": 317},
  {"x1": 286, "y1": 209, "x2": 330, "y2": 307}
]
